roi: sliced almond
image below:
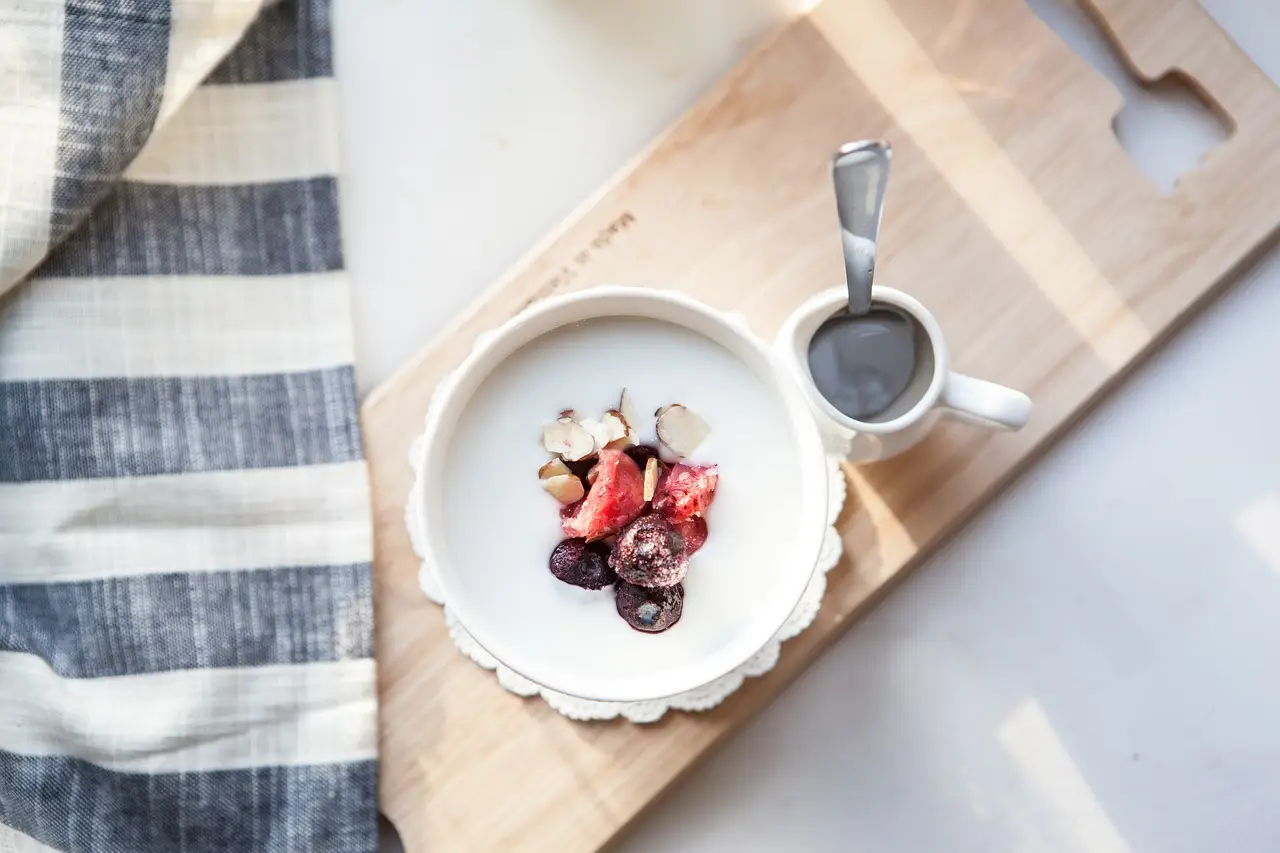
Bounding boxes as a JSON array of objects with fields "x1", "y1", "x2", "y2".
[
  {"x1": 579, "y1": 417, "x2": 610, "y2": 451},
  {"x1": 600, "y1": 409, "x2": 635, "y2": 449},
  {"x1": 586, "y1": 464, "x2": 600, "y2": 485},
  {"x1": 643, "y1": 456, "x2": 660, "y2": 501},
  {"x1": 542, "y1": 417, "x2": 595, "y2": 461},
  {"x1": 542, "y1": 473, "x2": 585, "y2": 504},
  {"x1": 655, "y1": 403, "x2": 710, "y2": 458},
  {"x1": 655, "y1": 404, "x2": 675, "y2": 418},
  {"x1": 619, "y1": 388, "x2": 639, "y2": 433},
  {"x1": 558, "y1": 408, "x2": 577, "y2": 420},
  {"x1": 538, "y1": 458, "x2": 572, "y2": 480}
]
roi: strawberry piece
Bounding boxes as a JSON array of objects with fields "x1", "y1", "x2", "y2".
[
  {"x1": 653, "y1": 463, "x2": 719, "y2": 523},
  {"x1": 560, "y1": 449, "x2": 646, "y2": 541},
  {"x1": 672, "y1": 516, "x2": 708, "y2": 555}
]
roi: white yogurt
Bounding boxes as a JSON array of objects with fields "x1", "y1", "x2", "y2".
[{"x1": 439, "y1": 315, "x2": 807, "y2": 691}]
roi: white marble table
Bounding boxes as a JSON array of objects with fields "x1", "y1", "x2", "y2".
[{"x1": 336, "y1": 2, "x2": 1280, "y2": 850}]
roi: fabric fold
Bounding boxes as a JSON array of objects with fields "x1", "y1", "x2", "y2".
[
  {"x1": 0, "y1": 1, "x2": 378, "y2": 850},
  {"x1": 1, "y1": 0, "x2": 267, "y2": 294}
]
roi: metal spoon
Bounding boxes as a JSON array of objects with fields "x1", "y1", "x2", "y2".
[
  {"x1": 805, "y1": 140, "x2": 917, "y2": 421},
  {"x1": 833, "y1": 140, "x2": 892, "y2": 316}
]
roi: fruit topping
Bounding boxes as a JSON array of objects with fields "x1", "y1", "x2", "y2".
[
  {"x1": 560, "y1": 449, "x2": 646, "y2": 541},
  {"x1": 653, "y1": 463, "x2": 719, "y2": 522},
  {"x1": 562, "y1": 456, "x2": 595, "y2": 480},
  {"x1": 609, "y1": 514, "x2": 689, "y2": 588},
  {"x1": 655, "y1": 404, "x2": 710, "y2": 458},
  {"x1": 537, "y1": 392, "x2": 717, "y2": 632},
  {"x1": 549, "y1": 538, "x2": 616, "y2": 590},
  {"x1": 672, "y1": 516, "x2": 708, "y2": 555},
  {"x1": 615, "y1": 581, "x2": 684, "y2": 632},
  {"x1": 624, "y1": 443, "x2": 663, "y2": 470}
]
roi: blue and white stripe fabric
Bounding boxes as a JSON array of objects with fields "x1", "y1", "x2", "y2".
[{"x1": 0, "y1": 1, "x2": 377, "y2": 850}]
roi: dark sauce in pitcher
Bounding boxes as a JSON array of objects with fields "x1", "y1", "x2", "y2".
[{"x1": 806, "y1": 308, "x2": 916, "y2": 421}]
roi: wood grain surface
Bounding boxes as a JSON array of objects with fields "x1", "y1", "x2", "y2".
[{"x1": 363, "y1": 1, "x2": 1280, "y2": 850}]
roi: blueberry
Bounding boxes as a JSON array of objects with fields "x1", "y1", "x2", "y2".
[
  {"x1": 609, "y1": 514, "x2": 688, "y2": 588},
  {"x1": 549, "y1": 538, "x2": 616, "y2": 590},
  {"x1": 562, "y1": 456, "x2": 595, "y2": 481},
  {"x1": 624, "y1": 444, "x2": 662, "y2": 470},
  {"x1": 616, "y1": 581, "x2": 684, "y2": 633}
]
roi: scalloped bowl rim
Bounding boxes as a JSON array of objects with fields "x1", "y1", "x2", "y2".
[{"x1": 414, "y1": 286, "x2": 830, "y2": 702}]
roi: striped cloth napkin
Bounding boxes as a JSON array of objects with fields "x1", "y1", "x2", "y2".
[{"x1": 0, "y1": 1, "x2": 377, "y2": 850}]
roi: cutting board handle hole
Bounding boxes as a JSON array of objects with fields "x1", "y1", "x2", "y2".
[
  {"x1": 1027, "y1": 0, "x2": 1233, "y2": 194},
  {"x1": 1110, "y1": 72, "x2": 1233, "y2": 194}
]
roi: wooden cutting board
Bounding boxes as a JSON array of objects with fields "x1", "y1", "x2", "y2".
[{"x1": 364, "y1": 1, "x2": 1280, "y2": 850}]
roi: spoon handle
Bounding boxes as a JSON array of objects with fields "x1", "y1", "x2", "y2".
[{"x1": 832, "y1": 140, "x2": 892, "y2": 316}]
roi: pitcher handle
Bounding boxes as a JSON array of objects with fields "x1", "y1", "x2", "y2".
[{"x1": 942, "y1": 372, "x2": 1031, "y2": 431}]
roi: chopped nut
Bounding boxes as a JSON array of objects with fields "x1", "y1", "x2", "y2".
[
  {"x1": 558, "y1": 409, "x2": 577, "y2": 420},
  {"x1": 600, "y1": 409, "x2": 635, "y2": 449},
  {"x1": 643, "y1": 456, "x2": 660, "y2": 501},
  {"x1": 655, "y1": 404, "x2": 710, "y2": 458},
  {"x1": 538, "y1": 458, "x2": 572, "y2": 480},
  {"x1": 619, "y1": 388, "x2": 639, "y2": 433},
  {"x1": 542, "y1": 473, "x2": 586, "y2": 504},
  {"x1": 542, "y1": 417, "x2": 596, "y2": 461},
  {"x1": 586, "y1": 464, "x2": 600, "y2": 485},
  {"x1": 576, "y1": 418, "x2": 608, "y2": 452}
]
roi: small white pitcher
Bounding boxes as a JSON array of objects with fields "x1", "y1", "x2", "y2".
[{"x1": 776, "y1": 286, "x2": 1032, "y2": 462}]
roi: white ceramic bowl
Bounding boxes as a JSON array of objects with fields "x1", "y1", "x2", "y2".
[{"x1": 415, "y1": 287, "x2": 829, "y2": 702}]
